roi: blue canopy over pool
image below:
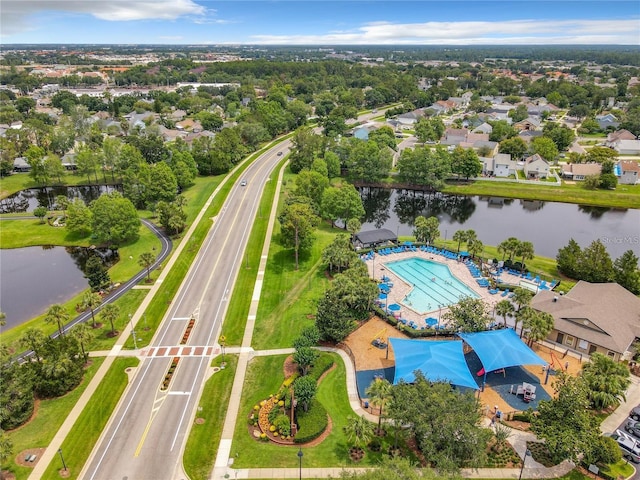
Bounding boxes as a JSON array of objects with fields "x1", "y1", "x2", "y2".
[
  {"x1": 457, "y1": 329, "x2": 547, "y2": 373},
  {"x1": 389, "y1": 338, "x2": 479, "y2": 390}
]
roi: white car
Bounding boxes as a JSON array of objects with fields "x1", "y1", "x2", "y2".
[
  {"x1": 240, "y1": 179, "x2": 247, "y2": 187},
  {"x1": 609, "y1": 430, "x2": 640, "y2": 463}
]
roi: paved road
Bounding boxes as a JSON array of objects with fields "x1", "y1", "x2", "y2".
[{"x1": 82, "y1": 144, "x2": 290, "y2": 480}]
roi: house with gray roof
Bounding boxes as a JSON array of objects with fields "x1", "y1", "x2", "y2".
[
  {"x1": 595, "y1": 113, "x2": 620, "y2": 130},
  {"x1": 531, "y1": 281, "x2": 640, "y2": 361}
]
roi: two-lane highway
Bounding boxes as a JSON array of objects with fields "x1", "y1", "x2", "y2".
[{"x1": 83, "y1": 142, "x2": 290, "y2": 480}]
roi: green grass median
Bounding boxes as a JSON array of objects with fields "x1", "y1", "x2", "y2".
[{"x1": 183, "y1": 355, "x2": 238, "y2": 480}]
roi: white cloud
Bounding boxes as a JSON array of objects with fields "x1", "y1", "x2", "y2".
[
  {"x1": 1, "y1": 0, "x2": 206, "y2": 36},
  {"x1": 251, "y1": 18, "x2": 640, "y2": 45}
]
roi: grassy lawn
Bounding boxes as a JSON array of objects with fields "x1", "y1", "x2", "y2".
[
  {"x1": 40, "y1": 357, "x2": 140, "y2": 480},
  {"x1": 183, "y1": 355, "x2": 238, "y2": 480},
  {"x1": 442, "y1": 180, "x2": 640, "y2": 209},
  {"x1": 598, "y1": 459, "x2": 635, "y2": 478},
  {"x1": 232, "y1": 353, "x2": 412, "y2": 468},
  {"x1": 4, "y1": 357, "x2": 105, "y2": 480}
]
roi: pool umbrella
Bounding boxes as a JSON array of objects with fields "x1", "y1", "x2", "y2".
[
  {"x1": 425, "y1": 317, "x2": 438, "y2": 327},
  {"x1": 388, "y1": 303, "x2": 401, "y2": 312},
  {"x1": 378, "y1": 293, "x2": 387, "y2": 301}
]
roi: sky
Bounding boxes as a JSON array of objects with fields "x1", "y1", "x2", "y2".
[{"x1": 2, "y1": 1, "x2": 640, "y2": 45}]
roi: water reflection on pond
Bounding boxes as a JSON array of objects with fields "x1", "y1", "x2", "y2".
[
  {"x1": 0, "y1": 184, "x2": 120, "y2": 214},
  {"x1": 0, "y1": 246, "x2": 118, "y2": 329},
  {"x1": 358, "y1": 188, "x2": 639, "y2": 259}
]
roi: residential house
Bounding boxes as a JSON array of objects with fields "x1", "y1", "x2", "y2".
[
  {"x1": 518, "y1": 130, "x2": 543, "y2": 144},
  {"x1": 523, "y1": 154, "x2": 550, "y2": 179},
  {"x1": 482, "y1": 153, "x2": 517, "y2": 177},
  {"x1": 611, "y1": 139, "x2": 640, "y2": 155},
  {"x1": 61, "y1": 153, "x2": 77, "y2": 171},
  {"x1": 605, "y1": 129, "x2": 636, "y2": 147},
  {"x1": 595, "y1": 113, "x2": 620, "y2": 130},
  {"x1": 567, "y1": 142, "x2": 587, "y2": 155},
  {"x1": 561, "y1": 163, "x2": 602, "y2": 181},
  {"x1": 619, "y1": 160, "x2": 640, "y2": 185},
  {"x1": 514, "y1": 117, "x2": 541, "y2": 132},
  {"x1": 531, "y1": 281, "x2": 640, "y2": 361},
  {"x1": 175, "y1": 119, "x2": 203, "y2": 133},
  {"x1": 397, "y1": 111, "x2": 421, "y2": 126},
  {"x1": 472, "y1": 122, "x2": 493, "y2": 135},
  {"x1": 440, "y1": 128, "x2": 469, "y2": 146},
  {"x1": 13, "y1": 157, "x2": 30, "y2": 172}
]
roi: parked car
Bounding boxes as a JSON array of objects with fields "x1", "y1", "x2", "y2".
[
  {"x1": 626, "y1": 419, "x2": 640, "y2": 439},
  {"x1": 630, "y1": 405, "x2": 640, "y2": 421},
  {"x1": 609, "y1": 430, "x2": 640, "y2": 463}
]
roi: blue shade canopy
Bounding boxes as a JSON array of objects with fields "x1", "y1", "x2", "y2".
[
  {"x1": 390, "y1": 338, "x2": 479, "y2": 390},
  {"x1": 388, "y1": 303, "x2": 401, "y2": 311},
  {"x1": 458, "y1": 329, "x2": 547, "y2": 373}
]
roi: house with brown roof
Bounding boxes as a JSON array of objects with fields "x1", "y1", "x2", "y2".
[
  {"x1": 620, "y1": 160, "x2": 640, "y2": 185},
  {"x1": 523, "y1": 154, "x2": 550, "y2": 179},
  {"x1": 561, "y1": 163, "x2": 602, "y2": 181},
  {"x1": 531, "y1": 281, "x2": 640, "y2": 361},
  {"x1": 514, "y1": 117, "x2": 541, "y2": 132},
  {"x1": 606, "y1": 129, "x2": 636, "y2": 147}
]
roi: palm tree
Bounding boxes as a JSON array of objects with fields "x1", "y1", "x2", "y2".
[
  {"x1": 453, "y1": 230, "x2": 466, "y2": 253},
  {"x1": 365, "y1": 378, "x2": 392, "y2": 435},
  {"x1": 100, "y1": 303, "x2": 120, "y2": 336},
  {"x1": 582, "y1": 353, "x2": 631, "y2": 410},
  {"x1": 71, "y1": 322, "x2": 94, "y2": 362},
  {"x1": 344, "y1": 415, "x2": 374, "y2": 459},
  {"x1": 495, "y1": 300, "x2": 515, "y2": 327},
  {"x1": 468, "y1": 238, "x2": 484, "y2": 266},
  {"x1": 20, "y1": 328, "x2": 46, "y2": 363},
  {"x1": 44, "y1": 304, "x2": 70, "y2": 337},
  {"x1": 516, "y1": 241, "x2": 535, "y2": 272},
  {"x1": 523, "y1": 311, "x2": 554, "y2": 347},
  {"x1": 493, "y1": 423, "x2": 512, "y2": 452},
  {"x1": 138, "y1": 252, "x2": 156, "y2": 283},
  {"x1": 82, "y1": 292, "x2": 103, "y2": 328},
  {"x1": 512, "y1": 288, "x2": 534, "y2": 334}
]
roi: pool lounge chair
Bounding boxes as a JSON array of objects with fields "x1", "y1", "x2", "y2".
[
  {"x1": 501, "y1": 289, "x2": 510, "y2": 297},
  {"x1": 489, "y1": 289, "x2": 499, "y2": 294}
]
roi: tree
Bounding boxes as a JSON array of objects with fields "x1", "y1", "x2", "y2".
[
  {"x1": 292, "y1": 326, "x2": 320, "y2": 349},
  {"x1": 44, "y1": 304, "x2": 70, "y2": 337},
  {"x1": 293, "y1": 346, "x2": 318, "y2": 376},
  {"x1": 346, "y1": 139, "x2": 393, "y2": 183},
  {"x1": 522, "y1": 309, "x2": 554, "y2": 346},
  {"x1": 320, "y1": 185, "x2": 365, "y2": 230},
  {"x1": 531, "y1": 137, "x2": 559, "y2": 162},
  {"x1": 451, "y1": 147, "x2": 482, "y2": 180},
  {"x1": 25, "y1": 145, "x2": 49, "y2": 186},
  {"x1": 613, "y1": 250, "x2": 640, "y2": 294},
  {"x1": 453, "y1": 230, "x2": 467, "y2": 253},
  {"x1": 365, "y1": 378, "x2": 392, "y2": 435},
  {"x1": 324, "y1": 151, "x2": 341, "y2": 178},
  {"x1": 581, "y1": 353, "x2": 631, "y2": 410},
  {"x1": 545, "y1": 125, "x2": 576, "y2": 151},
  {"x1": 315, "y1": 288, "x2": 355, "y2": 343},
  {"x1": 84, "y1": 255, "x2": 111, "y2": 292},
  {"x1": 100, "y1": 303, "x2": 120, "y2": 337},
  {"x1": 0, "y1": 429, "x2": 13, "y2": 476},
  {"x1": 157, "y1": 200, "x2": 187, "y2": 235},
  {"x1": 344, "y1": 415, "x2": 375, "y2": 457},
  {"x1": 82, "y1": 291, "x2": 102, "y2": 328},
  {"x1": 33, "y1": 206, "x2": 48, "y2": 223},
  {"x1": 338, "y1": 456, "x2": 433, "y2": 480},
  {"x1": 294, "y1": 170, "x2": 329, "y2": 212},
  {"x1": 138, "y1": 252, "x2": 156, "y2": 283},
  {"x1": 413, "y1": 215, "x2": 439, "y2": 244},
  {"x1": 512, "y1": 288, "x2": 534, "y2": 334},
  {"x1": 91, "y1": 192, "x2": 141, "y2": 245},
  {"x1": 443, "y1": 297, "x2": 491, "y2": 332},
  {"x1": 576, "y1": 240, "x2": 614, "y2": 283},
  {"x1": 396, "y1": 146, "x2": 451, "y2": 189},
  {"x1": 599, "y1": 173, "x2": 618, "y2": 190},
  {"x1": 279, "y1": 200, "x2": 319, "y2": 270},
  {"x1": 146, "y1": 162, "x2": 178, "y2": 207},
  {"x1": 508, "y1": 104, "x2": 528, "y2": 123},
  {"x1": 583, "y1": 174, "x2": 601, "y2": 190},
  {"x1": 322, "y1": 234, "x2": 357, "y2": 274},
  {"x1": 293, "y1": 375, "x2": 316, "y2": 412},
  {"x1": 556, "y1": 239, "x2": 582, "y2": 278},
  {"x1": 467, "y1": 238, "x2": 484, "y2": 263},
  {"x1": 70, "y1": 322, "x2": 94, "y2": 362},
  {"x1": 498, "y1": 137, "x2": 528, "y2": 159},
  {"x1": 497, "y1": 237, "x2": 521, "y2": 261},
  {"x1": 515, "y1": 241, "x2": 535, "y2": 272},
  {"x1": 531, "y1": 373, "x2": 601, "y2": 464},
  {"x1": 495, "y1": 299, "x2": 515, "y2": 327}
]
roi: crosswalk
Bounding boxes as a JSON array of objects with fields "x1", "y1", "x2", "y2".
[{"x1": 141, "y1": 345, "x2": 218, "y2": 358}]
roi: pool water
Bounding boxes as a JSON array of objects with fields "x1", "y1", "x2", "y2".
[{"x1": 385, "y1": 257, "x2": 479, "y2": 313}]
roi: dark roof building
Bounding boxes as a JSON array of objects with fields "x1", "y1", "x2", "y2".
[{"x1": 353, "y1": 229, "x2": 397, "y2": 249}]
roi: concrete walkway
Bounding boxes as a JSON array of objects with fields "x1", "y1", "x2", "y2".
[{"x1": 600, "y1": 373, "x2": 640, "y2": 434}]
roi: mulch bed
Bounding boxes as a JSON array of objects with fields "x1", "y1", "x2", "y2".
[{"x1": 15, "y1": 448, "x2": 46, "y2": 467}]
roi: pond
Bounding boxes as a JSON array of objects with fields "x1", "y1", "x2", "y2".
[
  {"x1": 0, "y1": 184, "x2": 121, "y2": 214},
  {"x1": 359, "y1": 188, "x2": 640, "y2": 260},
  {"x1": 0, "y1": 246, "x2": 118, "y2": 329}
]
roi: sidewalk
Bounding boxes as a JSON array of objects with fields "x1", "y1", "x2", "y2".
[{"x1": 600, "y1": 374, "x2": 640, "y2": 434}]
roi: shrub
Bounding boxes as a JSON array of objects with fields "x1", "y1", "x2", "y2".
[
  {"x1": 274, "y1": 414, "x2": 291, "y2": 437},
  {"x1": 268, "y1": 406, "x2": 280, "y2": 424},
  {"x1": 308, "y1": 353, "x2": 334, "y2": 381},
  {"x1": 594, "y1": 436, "x2": 622, "y2": 465},
  {"x1": 294, "y1": 399, "x2": 328, "y2": 444}
]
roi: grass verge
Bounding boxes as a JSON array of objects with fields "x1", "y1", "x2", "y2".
[
  {"x1": 4, "y1": 358, "x2": 105, "y2": 480},
  {"x1": 183, "y1": 355, "x2": 238, "y2": 480},
  {"x1": 40, "y1": 357, "x2": 140, "y2": 480}
]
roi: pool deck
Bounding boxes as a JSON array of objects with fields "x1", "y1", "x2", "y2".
[{"x1": 365, "y1": 248, "x2": 524, "y2": 330}]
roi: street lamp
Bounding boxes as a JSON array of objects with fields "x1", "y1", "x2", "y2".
[
  {"x1": 297, "y1": 448, "x2": 303, "y2": 480},
  {"x1": 129, "y1": 313, "x2": 138, "y2": 350},
  {"x1": 58, "y1": 448, "x2": 67, "y2": 472},
  {"x1": 518, "y1": 449, "x2": 531, "y2": 480}
]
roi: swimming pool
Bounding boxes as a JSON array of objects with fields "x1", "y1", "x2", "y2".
[{"x1": 385, "y1": 257, "x2": 479, "y2": 313}]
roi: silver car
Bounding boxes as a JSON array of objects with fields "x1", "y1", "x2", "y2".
[{"x1": 609, "y1": 430, "x2": 640, "y2": 463}]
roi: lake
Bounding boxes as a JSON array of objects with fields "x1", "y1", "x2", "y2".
[
  {"x1": 0, "y1": 184, "x2": 120, "y2": 214},
  {"x1": 359, "y1": 188, "x2": 640, "y2": 260}
]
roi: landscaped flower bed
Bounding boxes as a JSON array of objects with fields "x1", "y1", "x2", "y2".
[
  {"x1": 161, "y1": 357, "x2": 180, "y2": 391},
  {"x1": 180, "y1": 318, "x2": 196, "y2": 344}
]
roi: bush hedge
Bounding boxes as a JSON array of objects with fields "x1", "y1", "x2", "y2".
[
  {"x1": 308, "y1": 353, "x2": 334, "y2": 382},
  {"x1": 294, "y1": 399, "x2": 328, "y2": 444}
]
